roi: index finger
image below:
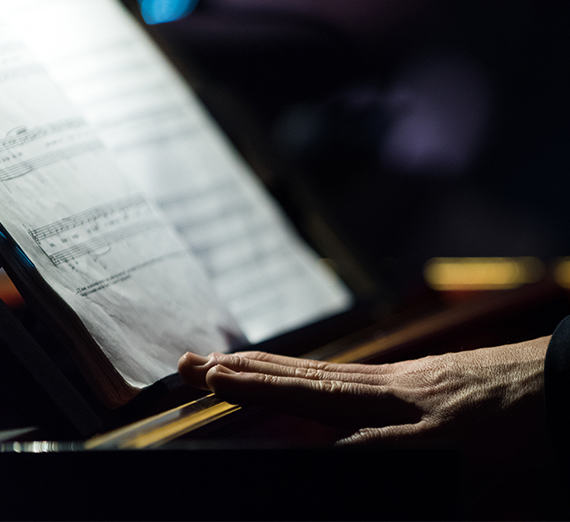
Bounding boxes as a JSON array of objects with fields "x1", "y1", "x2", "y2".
[
  {"x1": 230, "y1": 350, "x2": 393, "y2": 375},
  {"x1": 178, "y1": 351, "x2": 389, "y2": 390}
]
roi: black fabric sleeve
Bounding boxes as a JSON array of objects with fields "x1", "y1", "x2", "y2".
[{"x1": 544, "y1": 315, "x2": 570, "y2": 451}]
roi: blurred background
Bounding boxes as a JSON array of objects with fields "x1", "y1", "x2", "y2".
[{"x1": 126, "y1": 0, "x2": 570, "y2": 302}]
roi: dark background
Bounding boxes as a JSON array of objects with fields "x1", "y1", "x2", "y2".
[{"x1": 137, "y1": 0, "x2": 570, "y2": 300}]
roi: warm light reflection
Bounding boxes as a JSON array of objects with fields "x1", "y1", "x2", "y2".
[
  {"x1": 423, "y1": 257, "x2": 544, "y2": 290},
  {"x1": 0, "y1": 269, "x2": 24, "y2": 307},
  {"x1": 553, "y1": 258, "x2": 570, "y2": 289}
]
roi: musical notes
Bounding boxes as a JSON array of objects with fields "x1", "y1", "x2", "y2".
[
  {"x1": 0, "y1": 3, "x2": 246, "y2": 394},
  {"x1": 0, "y1": 119, "x2": 102, "y2": 181},
  {"x1": 1, "y1": 0, "x2": 351, "y2": 349},
  {"x1": 28, "y1": 196, "x2": 160, "y2": 265}
]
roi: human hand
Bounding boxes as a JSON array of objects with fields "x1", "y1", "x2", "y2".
[{"x1": 178, "y1": 337, "x2": 549, "y2": 446}]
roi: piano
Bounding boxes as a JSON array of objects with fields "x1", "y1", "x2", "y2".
[{"x1": 2, "y1": 1, "x2": 570, "y2": 518}]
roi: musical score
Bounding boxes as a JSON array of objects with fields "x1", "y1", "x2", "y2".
[
  {"x1": 0, "y1": 119, "x2": 101, "y2": 182},
  {"x1": 0, "y1": 1, "x2": 351, "y2": 348},
  {"x1": 28, "y1": 195, "x2": 161, "y2": 266}
]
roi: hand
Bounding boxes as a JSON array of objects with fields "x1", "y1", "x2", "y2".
[{"x1": 178, "y1": 337, "x2": 549, "y2": 446}]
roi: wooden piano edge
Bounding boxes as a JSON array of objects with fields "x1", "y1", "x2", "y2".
[
  {"x1": 85, "y1": 280, "x2": 563, "y2": 449},
  {"x1": 85, "y1": 393, "x2": 249, "y2": 449}
]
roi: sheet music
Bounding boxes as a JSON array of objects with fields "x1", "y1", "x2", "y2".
[
  {"x1": 27, "y1": 195, "x2": 161, "y2": 266},
  {"x1": 0, "y1": 25, "x2": 241, "y2": 390},
  {"x1": 0, "y1": 118, "x2": 101, "y2": 181},
  {"x1": 5, "y1": 0, "x2": 352, "y2": 342}
]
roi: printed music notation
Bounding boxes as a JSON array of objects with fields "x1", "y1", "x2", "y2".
[
  {"x1": 28, "y1": 195, "x2": 161, "y2": 266},
  {"x1": 0, "y1": 119, "x2": 102, "y2": 181}
]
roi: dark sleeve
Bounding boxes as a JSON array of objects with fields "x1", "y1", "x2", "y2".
[{"x1": 544, "y1": 316, "x2": 570, "y2": 450}]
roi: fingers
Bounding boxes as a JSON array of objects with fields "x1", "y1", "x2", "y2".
[
  {"x1": 178, "y1": 350, "x2": 423, "y2": 429},
  {"x1": 203, "y1": 364, "x2": 419, "y2": 429},
  {"x1": 178, "y1": 351, "x2": 388, "y2": 390},
  {"x1": 178, "y1": 352, "x2": 211, "y2": 389},
  {"x1": 205, "y1": 364, "x2": 376, "y2": 427},
  {"x1": 234, "y1": 351, "x2": 391, "y2": 375}
]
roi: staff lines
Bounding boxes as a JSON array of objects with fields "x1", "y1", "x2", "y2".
[
  {"x1": 0, "y1": 119, "x2": 101, "y2": 182},
  {"x1": 48, "y1": 219, "x2": 161, "y2": 266},
  {"x1": 28, "y1": 195, "x2": 161, "y2": 266},
  {"x1": 0, "y1": 118, "x2": 85, "y2": 150},
  {"x1": 0, "y1": 142, "x2": 102, "y2": 181}
]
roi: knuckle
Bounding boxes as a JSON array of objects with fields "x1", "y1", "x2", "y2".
[
  {"x1": 209, "y1": 353, "x2": 258, "y2": 372},
  {"x1": 227, "y1": 351, "x2": 268, "y2": 362},
  {"x1": 208, "y1": 352, "x2": 226, "y2": 365},
  {"x1": 258, "y1": 373, "x2": 278, "y2": 385},
  {"x1": 317, "y1": 379, "x2": 346, "y2": 394},
  {"x1": 211, "y1": 353, "x2": 239, "y2": 367},
  {"x1": 316, "y1": 362, "x2": 337, "y2": 373},
  {"x1": 231, "y1": 355, "x2": 252, "y2": 370},
  {"x1": 294, "y1": 366, "x2": 308, "y2": 378},
  {"x1": 244, "y1": 351, "x2": 272, "y2": 362},
  {"x1": 294, "y1": 367, "x2": 323, "y2": 380}
]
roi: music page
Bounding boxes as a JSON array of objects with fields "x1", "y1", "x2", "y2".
[
  {"x1": 0, "y1": 25, "x2": 241, "y2": 395},
  {"x1": 6, "y1": 0, "x2": 352, "y2": 343}
]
